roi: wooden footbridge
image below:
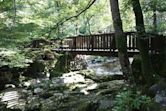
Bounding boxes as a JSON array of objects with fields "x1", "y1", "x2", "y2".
[{"x1": 53, "y1": 32, "x2": 165, "y2": 57}]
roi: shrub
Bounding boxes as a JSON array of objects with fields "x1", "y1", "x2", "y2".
[{"x1": 113, "y1": 89, "x2": 151, "y2": 111}]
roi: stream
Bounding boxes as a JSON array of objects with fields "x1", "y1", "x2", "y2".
[{"x1": 85, "y1": 56, "x2": 122, "y2": 76}]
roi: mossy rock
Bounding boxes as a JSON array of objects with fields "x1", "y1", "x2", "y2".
[
  {"x1": 131, "y1": 55, "x2": 145, "y2": 85},
  {"x1": 147, "y1": 102, "x2": 166, "y2": 111},
  {"x1": 77, "y1": 101, "x2": 99, "y2": 111},
  {"x1": 25, "y1": 98, "x2": 41, "y2": 111},
  {"x1": 23, "y1": 61, "x2": 45, "y2": 78},
  {"x1": 0, "y1": 102, "x2": 8, "y2": 111}
]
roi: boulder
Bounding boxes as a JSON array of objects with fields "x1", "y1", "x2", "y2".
[
  {"x1": 34, "y1": 88, "x2": 44, "y2": 94},
  {"x1": 149, "y1": 78, "x2": 166, "y2": 97},
  {"x1": 149, "y1": 78, "x2": 166, "y2": 108}
]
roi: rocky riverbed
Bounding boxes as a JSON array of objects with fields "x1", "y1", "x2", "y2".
[
  {"x1": 0, "y1": 54, "x2": 166, "y2": 111},
  {"x1": 0, "y1": 69, "x2": 125, "y2": 111}
]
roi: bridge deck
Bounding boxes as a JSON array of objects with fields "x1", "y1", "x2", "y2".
[
  {"x1": 53, "y1": 32, "x2": 165, "y2": 56},
  {"x1": 52, "y1": 49, "x2": 139, "y2": 57}
]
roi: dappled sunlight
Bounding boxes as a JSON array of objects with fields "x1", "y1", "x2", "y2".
[
  {"x1": 61, "y1": 72, "x2": 85, "y2": 84},
  {"x1": 80, "y1": 83, "x2": 98, "y2": 95},
  {"x1": 60, "y1": 71, "x2": 98, "y2": 95},
  {"x1": 0, "y1": 89, "x2": 26, "y2": 109}
]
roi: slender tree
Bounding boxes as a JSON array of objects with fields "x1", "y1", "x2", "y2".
[
  {"x1": 109, "y1": 0, "x2": 132, "y2": 81},
  {"x1": 153, "y1": 6, "x2": 157, "y2": 33},
  {"x1": 131, "y1": 0, "x2": 155, "y2": 85}
]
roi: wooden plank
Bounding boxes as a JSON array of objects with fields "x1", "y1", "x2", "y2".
[
  {"x1": 99, "y1": 36, "x2": 102, "y2": 49},
  {"x1": 109, "y1": 34, "x2": 112, "y2": 51},
  {"x1": 103, "y1": 35, "x2": 106, "y2": 50},
  {"x1": 88, "y1": 36, "x2": 90, "y2": 50},
  {"x1": 106, "y1": 35, "x2": 108, "y2": 49},
  {"x1": 91, "y1": 35, "x2": 94, "y2": 51},
  {"x1": 110, "y1": 34, "x2": 116, "y2": 51},
  {"x1": 97, "y1": 35, "x2": 99, "y2": 50},
  {"x1": 101, "y1": 35, "x2": 103, "y2": 49},
  {"x1": 132, "y1": 34, "x2": 136, "y2": 50},
  {"x1": 129, "y1": 34, "x2": 132, "y2": 50}
]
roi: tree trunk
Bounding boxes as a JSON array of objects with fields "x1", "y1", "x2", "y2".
[
  {"x1": 161, "y1": 36, "x2": 166, "y2": 76},
  {"x1": 109, "y1": 0, "x2": 132, "y2": 81},
  {"x1": 153, "y1": 6, "x2": 157, "y2": 33},
  {"x1": 131, "y1": 0, "x2": 155, "y2": 85}
]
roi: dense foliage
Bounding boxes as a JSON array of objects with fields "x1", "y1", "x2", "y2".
[
  {"x1": 0, "y1": 48, "x2": 32, "y2": 68},
  {"x1": 0, "y1": 0, "x2": 165, "y2": 48}
]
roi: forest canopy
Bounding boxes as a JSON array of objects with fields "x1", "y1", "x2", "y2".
[{"x1": 0, "y1": 0, "x2": 165, "y2": 48}]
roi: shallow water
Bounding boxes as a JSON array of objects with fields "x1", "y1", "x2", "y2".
[{"x1": 84, "y1": 56, "x2": 122, "y2": 76}]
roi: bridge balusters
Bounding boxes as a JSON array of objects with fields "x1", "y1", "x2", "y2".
[
  {"x1": 109, "y1": 34, "x2": 111, "y2": 51},
  {"x1": 84, "y1": 36, "x2": 86, "y2": 49},
  {"x1": 98, "y1": 35, "x2": 100, "y2": 50},
  {"x1": 81, "y1": 36, "x2": 83, "y2": 49},
  {"x1": 108, "y1": 34, "x2": 111, "y2": 50},
  {"x1": 84, "y1": 37, "x2": 87, "y2": 49},
  {"x1": 110, "y1": 34, "x2": 116, "y2": 52},
  {"x1": 103, "y1": 34, "x2": 106, "y2": 50},
  {"x1": 128, "y1": 33, "x2": 132, "y2": 50},
  {"x1": 91, "y1": 36, "x2": 94, "y2": 51},
  {"x1": 106, "y1": 34, "x2": 110, "y2": 49},
  {"x1": 109, "y1": 34, "x2": 112, "y2": 51},
  {"x1": 79, "y1": 37, "x2": 82, "y2": 49},
  {"x1": 85, "y1": 36, "x2": 87, "y2": 49},
  {"x1": 79, "y1": 36, "x2": 82, "y2": 49},
  {"x1": 131, "y1": 33, "x2": 135, "y2": 50},
  {"x1": 54, "y1": 32, "x2": 165, "y2": 57},
  {"x1": 107, "y1": 34, "x2": 110, "y2": 49},
  {"x1": 95, "y1": 35, "x2": 97, "y2": 49},
  {"x1": 101, "y1": 35, "x2": 103, "y2": 49},
  {"x1": 100, "y1": 35, "x2": 102, "y2": 49},
  {"x1": 93, "y1": 35, "x2": 96, "y2": 49},
  {"x1": 126, "y1": 32, "x2": 137, "y2": 51},
  {"x1": 132, "y1": 33, "x2": 137, "y2": 50},
  {"x1": 83, "y1": 36, "x2": 85, "y2": 49},
  {"x1": 75, "y1": 37, "x2": 77, "y2": 49},
  {"x1": 88, "y1": 35, "x2": 90, "y2": 50},
  {"x1": 99, "y1": 35, "x2": 102, "y2": 49},
  {"x1": 73, "y1": 37, "x2": 76, "y2": 50},
  {"x1": 95, "y1": 35, "x2": 98, "y2": 50},
  {"x1": 79, "y1": 36, "x2": 81, "y2": 49},
  {"x1": 82, "y1": 36, "x2": 84, "y2": 49},
  {"x1": 109, "y1": 34, "x2": 111, "y2": 49},
  {"x1": 105, "y1": 34, "x2": 108, "y2": 49},
  {"x1": 76, "y1": 37, "x2": 79, "y2": 49}
]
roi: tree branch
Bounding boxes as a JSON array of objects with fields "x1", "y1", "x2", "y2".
[{"x1": 43, "y1": 0, "x2": 97, "y2": 38}]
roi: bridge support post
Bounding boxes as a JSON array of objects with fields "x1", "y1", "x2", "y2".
[{"x1": 90, "y1": 36, "x2": 94, "y2": 51}]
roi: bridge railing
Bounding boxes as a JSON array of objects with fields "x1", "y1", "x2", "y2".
[{"x1": 60, "y1": 32, "x2": 165, "y2": 53}]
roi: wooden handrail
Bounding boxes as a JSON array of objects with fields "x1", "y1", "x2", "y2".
[{"x1": 59, "y1": 32, "x2": 165, "y2": 53}]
